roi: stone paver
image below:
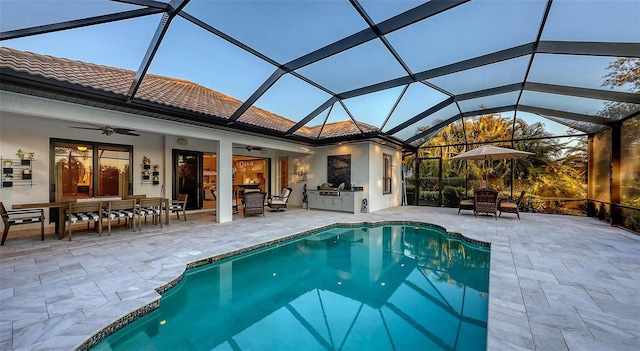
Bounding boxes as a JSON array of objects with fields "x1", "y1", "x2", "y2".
[{"x1": 1, "y1": 206, "x2": 639, "y2": 350}]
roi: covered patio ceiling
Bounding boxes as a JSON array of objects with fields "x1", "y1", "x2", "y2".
[{"x1": 1, "y1": 0, "x2": 639, "y2": 149}]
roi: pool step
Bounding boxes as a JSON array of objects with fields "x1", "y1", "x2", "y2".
[{"x1": 110, "y1": 332, "x2": 160, "y2": 351}]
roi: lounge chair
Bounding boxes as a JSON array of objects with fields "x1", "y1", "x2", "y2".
[
  {"x1": 499, "y1": 190, "x2": 526, "y2": 219},
  {"x1": 242, "y1": 191, "x2": 266, "y2": 217},
  {"x1": 267, "y1": 187, "x2": 292, "y2": 211},
  {"x1": 454, "y1": 188, "x2": 474, "y2": 215},
  {"x1": 474, "y1": 189, "x2": 498, "y2": 219}
]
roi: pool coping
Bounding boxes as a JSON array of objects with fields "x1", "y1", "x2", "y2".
[{"x1": 76, "y1": 220, "x2": 491, "y2": 351}]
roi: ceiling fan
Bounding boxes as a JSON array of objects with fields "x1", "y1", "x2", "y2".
[{"x1": 69, "y1": 125, "x2": 140, "y2": 136}]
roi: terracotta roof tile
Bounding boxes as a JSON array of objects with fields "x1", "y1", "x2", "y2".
[
  {"x1": 0, "y1": 47, "x2": 379, "y2": 139},
  {"x1": 299, "y1": 120, "x2": 379, "y2": 139}
]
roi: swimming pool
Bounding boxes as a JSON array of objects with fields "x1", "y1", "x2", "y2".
[{"x1": 92, "y1": 223, "x2": 490, "y2": 350}]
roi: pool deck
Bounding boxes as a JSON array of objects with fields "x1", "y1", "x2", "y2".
[{"x1": 1, "y1": 206, "x2": 639, "y2": 350}]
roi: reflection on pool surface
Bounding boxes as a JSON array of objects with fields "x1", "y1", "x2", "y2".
[{"x1": 93, "y1": 224, "x2": 490, "y2": 350}]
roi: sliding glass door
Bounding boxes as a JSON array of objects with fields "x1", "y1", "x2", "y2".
[
  {"x1": 51, "y1": 139, "x2": 132, "y2": 202},
  {"x1": 174, "y1": 150, "x2": 202, "y2": 210}
]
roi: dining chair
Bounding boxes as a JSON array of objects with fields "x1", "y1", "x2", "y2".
[
  {"x1": 124, "y1": 194, "x2": 147, "y2": 203},
  {"x1": 136, "y1": 197, "x2": 163, "y2": 229},
  {"x1": 67, "y1": 201, "x2": 103, "y2": 241},
  {"x1": 104, "y1": 199, "x2": 137, "y2": 234},
  {"x1": 169, "y1": 193, "x2": 188, "y2": 221}
]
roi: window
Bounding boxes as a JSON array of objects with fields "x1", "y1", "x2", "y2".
[
  {"x1": 52, "y1": 140, "x2": 132, "y2": 201},
  {"x1": 383, "y1": 154, "x2": 392, "y2": 194}
]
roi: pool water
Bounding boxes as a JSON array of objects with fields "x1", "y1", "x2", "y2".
[{"x1": 93, "y1": 224, "x2": 490, "y2": 350}]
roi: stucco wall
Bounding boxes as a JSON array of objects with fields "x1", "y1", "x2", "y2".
[{"x1": 1, "y1": 91, "x2": 403, "y2": 233}]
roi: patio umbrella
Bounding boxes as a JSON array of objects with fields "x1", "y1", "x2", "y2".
[{"x1": 450, "y1": 145, "x2": 534, "y2": 187}]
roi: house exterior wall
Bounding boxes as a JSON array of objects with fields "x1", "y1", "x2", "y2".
[
  {"x1": 1, "y1": 91, "x2": 402, "y2": 232},
  {"x1": 287, "y1": 143, "x2": 402, "y2": 212}
]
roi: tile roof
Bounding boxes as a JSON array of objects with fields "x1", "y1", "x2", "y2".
[{"x1": 0, "y1": 47, "x2": 379, "y2": 140}]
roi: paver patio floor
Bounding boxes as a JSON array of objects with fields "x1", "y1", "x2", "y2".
[{"x1": 1, "y1": 206, "x2": 639, "y2": 350}]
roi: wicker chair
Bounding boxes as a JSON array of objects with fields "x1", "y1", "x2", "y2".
[
  {"x1": 499, "y1": 190, "x2": 526, "y2": 219},
  {"x1": 454, "y1": 188, "x2": 474, "y2": 215},
  {"x1": 242, "y1": 191, "x2": 266, "y2": 217},
  {"x1": 474, "y1": 189, "x2": 498, "y2": 219}
]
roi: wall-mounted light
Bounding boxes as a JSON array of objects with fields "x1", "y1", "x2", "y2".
[
  {"x1": 77, "y1": 146, "x2": 88, "y2": 152},
  {"x1": 294, "y1": 162, "x2": 309, "y2": 183},
  {"x1": 177, "y1": 138, "x2": 188, "y2": 146}
]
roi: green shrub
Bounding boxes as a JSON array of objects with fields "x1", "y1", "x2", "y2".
[{"x1": 419, "y1": 190, "x2": 440, "y2": 203}]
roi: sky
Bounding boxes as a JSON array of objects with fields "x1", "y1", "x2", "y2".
[{"x1": 1, "y1": 0, "x2": 637, "y2": 142}]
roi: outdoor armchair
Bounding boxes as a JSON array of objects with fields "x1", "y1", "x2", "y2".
[
  {"x1": 1, "y1": 202, "x2": 44, "y2": 245},
  {"x1": 267, "y1": 187, "x2": 292, "y2": 212},
  {"x1": 474, "y1": 189, "x2": 498, "y2": 219},
  {"x1": 243, "y1": 191, "x2": 266, "y2": 217},
  {"x1": 499, "y1": 190, "x2": 526, "y2": 219},
  {"x1": 454, "y1": 188, "x2": 474, "y2": 215}
]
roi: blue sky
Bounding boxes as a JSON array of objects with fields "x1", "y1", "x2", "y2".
[{"x1": 1, "y1": 0, "x2": 636, "y2": 140}]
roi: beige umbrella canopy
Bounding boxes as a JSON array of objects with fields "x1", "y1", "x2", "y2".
[
  {"x1": 450, "y1": 145, "x2": 534, "y2": 161},
  {"x1": 450, "y1": 145, "x2": 534, "y2": 187}
]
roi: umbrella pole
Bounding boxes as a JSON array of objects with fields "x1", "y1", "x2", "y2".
[{"x1": 483, "y1": 159, "x2": 488, "y2": 188}]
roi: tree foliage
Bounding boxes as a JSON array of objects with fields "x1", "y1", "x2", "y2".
[{"x1": 404, "y1": 112, "x2": 587, "y2": 199}]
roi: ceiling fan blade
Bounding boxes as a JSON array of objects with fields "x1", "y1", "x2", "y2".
[
  {"x1": 114, "y1": 128, "x2": 140, "y2": 136},
  {"x1": 69, "y1": 126, "x2": 101, "y2": 130}
]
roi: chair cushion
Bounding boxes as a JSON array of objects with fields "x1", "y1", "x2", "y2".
[
  {"x1": 501, "y1": 202, "x2": 518, "y2": 210},
  {"x1": 7, "y1": 216, "x2": 42, "y2": 224},
  {"x1": 270, "y1": 199, "x2": 287, "y2": 205},
  {"x1": 460, "y1": 199, "x2": 474, "y2": 206},
  {"x1": 69, "y1": 212, "x2": 100, "y2": 223},
  {"x1": 137, "y1": 208, "x2": 160, "y2": 215},
  {"x1": 104, "y1": 210, "x2": 134, "y2": 219}
]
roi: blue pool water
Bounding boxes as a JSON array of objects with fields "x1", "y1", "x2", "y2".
[{"x1": 93, "y1": 224, "x2": 490, "y2": 350}]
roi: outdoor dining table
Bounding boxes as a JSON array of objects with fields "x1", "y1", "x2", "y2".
[{"x1": 12, "y1": 198, "x2": 171, "y2": 239}]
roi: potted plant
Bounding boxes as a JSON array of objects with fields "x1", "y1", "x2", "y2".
[
  {"x1": 302, "y1": 184, "x2": 308, "y2": 209},
  {"x1": 16, "y1": 149, "x2": 35, "y2": 165},
  {"x1": 143, "y1": 156, "x2": 151, "y2": 165},
  {"x1": 4, "y1": 159, "x2": 12, "y2": 167}
]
